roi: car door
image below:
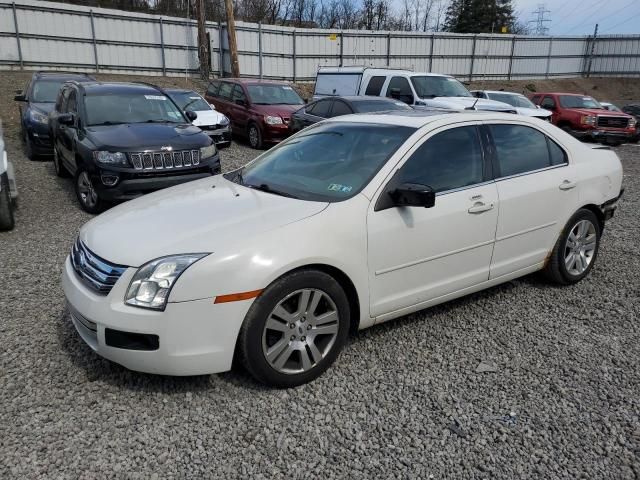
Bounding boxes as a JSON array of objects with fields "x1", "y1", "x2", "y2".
[
  {"x1": 305, "y1": 99, "x2": 333, "y2": 125},
  {"x1": 204, "y1": 80, "x2": 221, "y2": 109},
  {"x1": 367, "y1": 124, "x2": 499, "y2": 318},
  {"x1": 228, "y1": 84, "x2": 249, "y2": 132},
  {"x1": 487, "y1": 123, "x2": 578, "y2": 279},
  {"x1": 214, "y1": 81, "x2": 235, "y2": 122},
  {"x1": 58, "y1": 88, "x2": 77, "y2": 165}
]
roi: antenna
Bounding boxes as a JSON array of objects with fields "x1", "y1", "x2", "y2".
[
  {"x1": 529, "y1": 3, "x2": 551, "y2": 36},
  {"x1": 466, "y1": 98, "x2": 480, "y2": 110}
]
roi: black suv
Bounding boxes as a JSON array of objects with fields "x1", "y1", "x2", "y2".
[
  {"x1": 49, "y1": 81, "x2": 220, "y2": 213},
  {"x1": 15, "y1": 71, "x2": 95, "y2": 159},
  {"x1": 622, "y1": 103, "x2": 640, "y2": 143}
]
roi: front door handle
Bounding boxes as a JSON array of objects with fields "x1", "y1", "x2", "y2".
[
  {"x1": 468, "y1": 202, "x2": 494, "y2": 214},
  {"x1": 559, "y1": 180, "x2": 576, "y2": 190}
]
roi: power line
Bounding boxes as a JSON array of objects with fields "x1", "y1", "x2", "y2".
[
  {"x1": 529, "y1": 3, "x2": 551, "y2": 36},
  {"x1": 594, "y1": 1, "x2": 640, "y2": 29},
  {"x1": 565, "y1": 0, "x2": 637, "y2": 34},
  {"x1": 554, "y1": 0, "x2": 599, "y2": 32},
  {"x1": 601, "y1": 11, "x2": 640, "y2": 33}
]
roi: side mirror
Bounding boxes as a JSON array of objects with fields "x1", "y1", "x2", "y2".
[
  {"x1": 235, "y1": 99, "x2": 246, "y2": 106},
  {"x1": 185, "y1": 111, "x2": 197, "y2": 121},
  {"x1": 58, "y1": 113, "x2": 75, "y2": 126},
  {"x1": 208, "y1": 103, "x2": 217, "y2": 110},
  {"x1": 390, "y1": 183, "x2": 435, "y2": 208},
  {"x1": 304, "y1": 98, "x2": 308, "y2": 104},
  {"x1": 389, "y1": 88, "x2": 401, "y2": 99},
  {"x1": 14, "y1": 94, "x2": 26, "y2": 102}
]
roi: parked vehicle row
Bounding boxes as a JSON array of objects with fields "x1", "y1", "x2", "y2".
[{"x1": 471, "y1": 90, "x2": 553, "y2": 121}]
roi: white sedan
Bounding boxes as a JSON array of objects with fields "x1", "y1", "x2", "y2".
[
  {"x1": 472, "y1": 90, "x2": 553, "y2": 121},
  {"x1": 63, "y1": 112, "x2": 623, "y2": 387}
]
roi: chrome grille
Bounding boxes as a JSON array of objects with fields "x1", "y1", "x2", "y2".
[
  {"x1": 597, "y1": 116, "x2": 630, "y2": 128},
  {"x1": 70, "y1": 238, "x2": 127, "y2": 294},
  {"x1": 129, "y1": 150, "x2": 200, "y2": 171}
]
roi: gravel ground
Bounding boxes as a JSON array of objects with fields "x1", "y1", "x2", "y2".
[{"x1": 1, "y1": 71, "x2": 639, "y2": 479}]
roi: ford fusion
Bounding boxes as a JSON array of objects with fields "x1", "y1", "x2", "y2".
[
  {"x1": 49, "y1": 82, "x2": 220, "y2": 213},
  {"x1": 63, "y1": 111, "x2": 623, "y2": 387}
]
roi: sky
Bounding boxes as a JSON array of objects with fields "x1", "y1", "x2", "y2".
[{"x1": 514, "y1": 0, "x2": 640, "y2": 35}]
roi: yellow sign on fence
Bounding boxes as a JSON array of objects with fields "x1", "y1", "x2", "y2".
[{"x1": 329, "y1": 33, "x2": 337, "y2": 41}]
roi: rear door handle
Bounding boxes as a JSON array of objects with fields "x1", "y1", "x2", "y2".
[
  {"x1": 559, "y1": 180, "x2": 576, "y2": 190},
  {"x1": 468, "y1": 202, "x2": 494, "y2": 214}
]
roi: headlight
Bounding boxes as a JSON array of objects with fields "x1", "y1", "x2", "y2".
[
  {"x1": 93, "y1": 151, "x2": 128, "y2": 166},
  {"x1": 29, "y1": 110, "x2": 48, "y2": 124},
  {"x1": 264, "y1": 115, "x2": 283, "y2": 125},
  {"x1": 581, "y1": 115, "x2": 596, "y2": 125},
  {"x1": 629, "y1": 118, "x2": 637, "y2": 128},
  {"x1": 200, "y1": 144, "x2": 216, "y2": 159},
  {"x1": 125, "y1": 254, "x2": 208, "y2": 311},
  {"x1": 220, "y1": 115, "x2": 230, "y2": 126}
]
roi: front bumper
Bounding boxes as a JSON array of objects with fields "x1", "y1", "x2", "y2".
[
  {"x1": 601, "y1": 188, "x2": 624, "y2": 222},
  {"x1": 93, "y1": 156, "x2": 221, "y2": 202},
  {"x1": 62, "y1": 257, "x2": 253, "y2": 376},
  {"x1": 262, "y1": 123, "x2": 292, "y2": 143},
  {"x1": 571, "y1": 128, "x2": 634, "y2": 143},
  {"x1": 200, "y1": 126, "x2": 231, "y2": 148},
  {"x1": 26, "y1": 124, "x2": 53, "y2": 153}
]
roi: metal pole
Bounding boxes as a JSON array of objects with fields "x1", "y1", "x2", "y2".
[
  {"x1": 258, "y1": 21, "x2": 263, "y2": 80},
  {"x1": 12, "y1": 2, "x2": 23, "y2": 69},
  {"x1": 218, "y1": 21, "x2": 224, "y2": 77},
  {"x1": 507, "y1": 36, "x2": 516, "y2": 80},
  {"x1": 292, "y1": 30, "x2": 297, "y2": 82},
  {"x1": 586, "y1": 24, "x2": 598, "y2": 78},
  {"x1": 469, "y1": 35, "x2": 477, "y2": 82},
  {"x1": 386, "y1": 33, "x2": 391, "y2": 67},
  {"x1": 339, "y1": 32, "x2": 344, "y2": 67},
  {"x1": 159, "y1": 18, "x2": 166, "y2": 76},
  {"x1": 89, "y1": 10, "x2": 99, "y2": 72},
  {"x1": 428, "y1": 34, "x2": 435, "y2": 72},
  {"x1": 545, "y1": 36, "x2": 553, "y2": 79}
]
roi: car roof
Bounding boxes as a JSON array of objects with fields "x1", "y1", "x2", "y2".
[
  {"x1": 77, "y1": 82, "x2": 165, "y2": 95},
  {"x1": 33, "y1": 71, "x2": 93, "y2": 81},
  {"x1": 164, "y1": 88, "x2": 200, "y2": 95},
  {"x1": 324, "y1": 110, "x2": 529, "y2": 128},
  {"x1": 316, "y1": 66, "x2": 450, "y2": 78},
  {"x1": 475, "y1": 90, "x2": 527, "y2": 96},
  {"x1": 534, "y1": 92, "x2": 593, "y2": 97},
  {"x1": 218, "y1": 78, "x2": 290, "y2": 86},
  {"x1": 315, "y1": 96, "x2": 403, "y2": 102}
]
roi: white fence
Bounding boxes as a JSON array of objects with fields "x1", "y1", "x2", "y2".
[{"x1": 1, "y1": 0, "x2": 639, "y2": 81}]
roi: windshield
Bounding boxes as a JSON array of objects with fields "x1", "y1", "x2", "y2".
[
  {"x1": 168, "y1": 91, "x2": 210, "y2": 112},
  {"x1": 229, "y1": 122, "x2": 415, "y2": 202},
  {"x1": 411, "y1": 76, "x2": 472, "y2": 98},
  {"x1": 85, "y1": 93, "x2": 186, "y2": 126},
  {"x1": 488, "y1": 92, "x2": 536, "y2": 109},
  {"x1": 31, "y1": 80, "x2": 66, "y2": 103},
  {"x1": 559, "y1": 95, "x2": 602, "y2": 109},
  {"x1": 353, "y1": 100, "x2": 413, "y2": 113},
  {"x1": 247, "y1": 85, "x2": 303, "y2": 105}
]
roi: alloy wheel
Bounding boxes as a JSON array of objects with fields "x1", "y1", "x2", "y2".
[
  {"x1": 77, "y1": 171, "x2": 98, "y2": 209},
  {"x1": 249, "y1": 126, "x2": 259, "y2": 148},
  {"x1": 564, "y1": 219, "x2": 597, "y2": 276},
  {"x1": 262, "y1": 288, "x2": 340, "y2": 374}
]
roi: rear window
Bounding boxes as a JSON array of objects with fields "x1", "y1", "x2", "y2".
[
  {"x1": 315, "y1": 74, "x2": 362, "y2": 96},
  {"x1": 353, "y1": 100, "x2": 412, "y2": 113},
  {"x1": 365, "y1": 76, "x2": 386, "y2": 96}
]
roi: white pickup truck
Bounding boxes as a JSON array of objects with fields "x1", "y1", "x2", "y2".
[
  {"x1": 0, "y1": 122, "x2": 17, "y2": 230},
  {"x1": 313, "y1": 66, "x2": 516, "y2": 113}
]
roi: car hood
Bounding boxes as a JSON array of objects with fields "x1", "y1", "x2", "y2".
[
  {"x1": 424, "y1": 97, "x2": 515, "y2": 112},
  {"x1": 85, "y1": 123, "x2": 209, "y2": 151},
  {"x1": 31, "y1": 102, "x2": 55, "y2": 114},
  {"x1": 80, "y1": 175, "x2": 328, "y2": 267},
  {"x1": 191, "y1": 109, "x2": 227, "y2": 127},
  {"x1": 250, "y1": 104, "x2": 302, "y2": 118},
  {"x1": 570, "y1": 108, "x2": 631, "y2": 117},
  {"x1": 516, "y1": 106, "x2": 552, "y2": 117}
]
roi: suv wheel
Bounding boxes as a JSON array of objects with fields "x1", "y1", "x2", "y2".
[
  {"x1": 544, "y1": 209, "x2": 601, "y2": 285},
  {"x1": 24, "y1": 136, "x2": 35, "y2": 160},
  {"x1": 53, "y1": 147, "x2": 69, "y2": 178},
  {"x1": 248, "y1": 123, "x2": 263, "y2": 149},
  {"x1": 238, "y1": 269, "x2": 350, "y2": 387},
  {"x1": 0, "y1": 172, "x2": 15, "y2": 231},
  {"x1": 75, "y1": 169, "x2": 105, "y2": 214}
]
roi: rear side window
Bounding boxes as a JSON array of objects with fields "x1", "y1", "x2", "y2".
[
  {"x1": 218, "y1": 82, "x2": 234, "y2": 100},
  {"x1": 365, "y1": 76, "x2": 386, "y2": 96},
  {"x1": 541, "y1": 96, "x2": 556, "y2": 109},
  {"x1": 232, "y1": 85, "x2": 246, "y2": 103},
  {"x1": 330, "y1": 101, "x2": 353, "y2": 117},
  {"x1": 307, "y1": 99, "x2": 332, "y2": 118},
  {"x1": 206, "y1": 81, "x2": 220, "y2": 97},
  {"x1": 397, "y1": 126, "x2": 484, "y2": 193},
  {"x1": 490, "y1": 124, "x2": 565, "y2": 177}
]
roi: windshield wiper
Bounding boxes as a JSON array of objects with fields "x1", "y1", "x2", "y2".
[
  {"x1": 90, "y1": 121, "x2": 125, "y2": 126},
  {"x1": 245, "y1": 182, "x2": 298, "y2": 199},
  {"x1": 142, "y1": 119, "x2": 174, "y2": 123}
]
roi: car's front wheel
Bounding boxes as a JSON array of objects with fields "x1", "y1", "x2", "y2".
[
  {"x1": 544, "y1": 209, "x2": 601, "y2": 285},
  {"x1": 75, "y1": 169, "x2": 105, "y2": 214},
  {"x1": 247, "y1": 123, "x2": 263, "y2": 149},
  {"x1": 238, "y1": 269, "x2": 350, "y2": 387}
]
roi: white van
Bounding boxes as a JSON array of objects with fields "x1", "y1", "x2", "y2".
[{"x1": 313, "y1": 66, "x2": 516, "y2": 113}]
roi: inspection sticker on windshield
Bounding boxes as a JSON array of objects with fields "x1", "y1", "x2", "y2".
[
  {"x1": 145, "y1": 95, "x2": 167, "y2": 100},
  {"x1": 189, "y1": 96, "x2": 201, "y2": 100},
  {"x1": 328, "y1": 183, "x2": 352, "y2": 193},
  {"x1": 282, "y1": 86, "x2": 293, "y2": 90}
]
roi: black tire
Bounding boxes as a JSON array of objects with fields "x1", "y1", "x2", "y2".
[
  {"x1": 74, "y1": 168, "x2": 106, "y2": 214},
  {"x1": 247, "y1": 123, "x2": 263, "y2": 149},
  {"x1": 543, "y1": 209, "x2": 601, "y2": 285},
  {"x1": 24, "y1": 136, "x2": 36, "y2": 161},
  {"x1": 0, "y1": 172, "x2": 15, "y2": 231},
  {"x1": 53, "y1": 147, "x2": 70, "y2": 178},
  {"x1": 237, "y1": 269, "x2": 350, "y2": 387}
]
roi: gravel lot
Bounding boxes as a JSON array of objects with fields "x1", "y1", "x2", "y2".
[{"x1": 1, "y1": 71, "x2": 639, "y2": 479}]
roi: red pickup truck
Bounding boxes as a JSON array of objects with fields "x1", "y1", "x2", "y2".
[{"x1": 529, "y1": 92, "x2": 636, "y2": 145}]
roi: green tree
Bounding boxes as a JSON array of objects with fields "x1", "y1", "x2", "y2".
[{"x1": 444, "y1": 0, "x2": 515, "y2": 34}]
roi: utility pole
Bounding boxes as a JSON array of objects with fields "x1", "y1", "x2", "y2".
[
  {"x1": 529, "y1": 3, "x2": 551, "y2": 36},
  {"x1": 224, "y1": 0, "x2": 240, "y2": 77},
  {"x1": 586, "y1": 23, "x2": 599, "y2": 78},
  {"x1": 195, "y1": 0, "x2": 210, "y2": 80}
]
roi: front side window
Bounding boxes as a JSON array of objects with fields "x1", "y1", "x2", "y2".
[
  {"x1": 410, "y1": 76, "x2": 472, "y2": 98},
  {"x1": 490, "y1": 124, "x2": 565, "y2": 177},
  {"x1": 396, "y1": 126, "x2": 484, "y2": 193},
  {"x1": 66, "y1": 90, "x2": 77, "y2": 114},
  {"x1": 231, "y1": 122, "x2": 415, "y2": 202},
  {"x1": 169, "y1": 91, "x2": 210, "y2": 112},
  {"x1": 84, "y1": 92, "x2": 186, "y2": 126},
  {"x1": 365, "y1": 76, "x2": 386, "y2": 96},
  {"x1": 218, "y1": 82, "x2": 234, "y2": 100},
  {"x1": 247, "y1": 85, "x2": 303, "y2": 105},
  {"x1": 559, "y1": 95, "x2": 601, "y2": 109},
  {"x1": 206, "y1": 81, "x2": 220, "y2": 97},
  {"x1": 541, "y1": 96, "x2": 556, "y2": 109},
  {"x1": 232, "y1": 85, "x2": 247, "y2": 103},
  {"x1": 386, "y1": 77, "x2": 414, "y2": 104}
]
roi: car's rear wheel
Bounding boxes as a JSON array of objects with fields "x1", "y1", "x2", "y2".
[
  {"x1": 247, "y1": 123, "x2": 263, "y2": 149},
  {"x1": 0, "y1": 172, "x2": 15, "y2": 231},
  {"x1": 53, "y1": 147, "x2": 69, "y2": 178},
  {"x1": 544, "y1": 209, "x2": 601, "y2": 285},
  {"x1": 75, "y1": 169, "x2": 105, "y2": 214},
  {"x1": 238, "y1": 269, "x2": 350, "y2": 387}
]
